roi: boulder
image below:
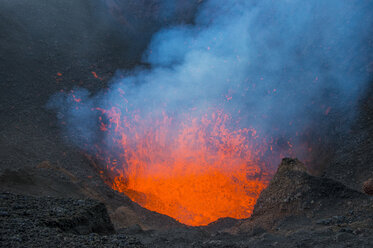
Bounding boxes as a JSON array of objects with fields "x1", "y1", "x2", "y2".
[{"x1": 362, "y1": 178, "x2": 373, "y2": 195}]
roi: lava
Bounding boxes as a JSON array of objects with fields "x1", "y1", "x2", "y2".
[{"x1": 94, "y1": 105, "x2": 272, "y2": 226}]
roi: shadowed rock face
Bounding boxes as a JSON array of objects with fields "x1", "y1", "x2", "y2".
[
  {"x1": 276, "y1": 158, "x2": 307, "y2": 174},
  {"x1": 251, "y1": 158, "x2": 367, "y2": 227},
  {"x1": 0, "y1": 193, "x2": 130, "y2": 247},
  {"x1": 323, "y1": 85, "x2": 373, "y2": 191}
]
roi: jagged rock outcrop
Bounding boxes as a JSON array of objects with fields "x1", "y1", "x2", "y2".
[
  {"x1": 253, "y1": 158, "x2": 365, "y2": 219},
  {"x1": 235, "y1": 158, "x2": 372, "y2": 232},
  {"x1": 0, "y1": 193, "x2": 144, "y2": 247}
]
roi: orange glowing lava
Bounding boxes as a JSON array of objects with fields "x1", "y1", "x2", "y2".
[{"x1": 97, "y1": 106, "x2": 272, "y2": 226}]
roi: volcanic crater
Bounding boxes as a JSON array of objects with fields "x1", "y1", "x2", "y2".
[{"x1": 1, "y1": 1, "x2": 373, "y2": 247}]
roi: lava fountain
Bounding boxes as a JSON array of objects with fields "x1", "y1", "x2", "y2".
[{"x1": 94, "y1": 104, "x2": 272, "y2": 226}]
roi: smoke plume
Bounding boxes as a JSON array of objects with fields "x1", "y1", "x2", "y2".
[{"x1": 48, "y1": 0, "x2": 373, "y2": 171}]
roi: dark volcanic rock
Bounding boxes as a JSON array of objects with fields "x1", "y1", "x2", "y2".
[
  {"x1": 323, "y1": 85, "x2": 373, "y2": 191},
  {"x1": 252, "y1": 158, "x2": 366, "y2": 225},
  {"x1": 1, "y1": 159, "x2": 373, "y2": 248},
  {"x1": 0, "y1": 192, "x2": 144, "y2": 247},
  {"x1": 204, "y1": 217, "x2": 240, "y2": 234},
  {"x1": 0, "y1": 164, "x2": 185, "y2": 231},
  {"x1": 228, "y1": 158, "x2": 373, "y2": 247}
]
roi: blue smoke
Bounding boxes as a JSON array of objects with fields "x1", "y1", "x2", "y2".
[{"x1": 48, "y1": 0, "x2": 373, "y2": 169}]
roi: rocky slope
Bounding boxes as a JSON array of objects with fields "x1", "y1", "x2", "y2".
[
  {"x1": 2, "y1": 158, "x2": 372, "y2": 247},
  {"x1": 226, "y1": 158, "x2": 373, "y2": 247},
  {"x1": 0, "y1": 193, "x2": 144, "y2": 247}
]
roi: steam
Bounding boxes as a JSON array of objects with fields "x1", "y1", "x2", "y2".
[{"x1": 48, "y1": 0, "x2": 373, "y2": 169}]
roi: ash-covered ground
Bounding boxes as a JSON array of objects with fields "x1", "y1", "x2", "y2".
[{"x1": 1, "y1": 1, "x2": 372, "y2": 247}]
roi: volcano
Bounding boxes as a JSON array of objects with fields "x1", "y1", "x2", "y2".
[{"x1": 1, "y1": 0, "x2": 373, "y2": 247}]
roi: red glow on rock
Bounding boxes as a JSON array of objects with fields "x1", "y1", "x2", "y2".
[
  {"x1": 324, "y1": 106, "x2": 331, "y2": 115},
  {"x1": 72, "y1": 95, "x2": 82, "y2": 103},
  {"x1": 91, "y1": 71, "x2": 99, "y2": 79}
]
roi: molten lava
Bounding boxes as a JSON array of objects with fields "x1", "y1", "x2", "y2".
[{"x1": 95, "y1": 105, "x2": 272, "y2": 226}]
